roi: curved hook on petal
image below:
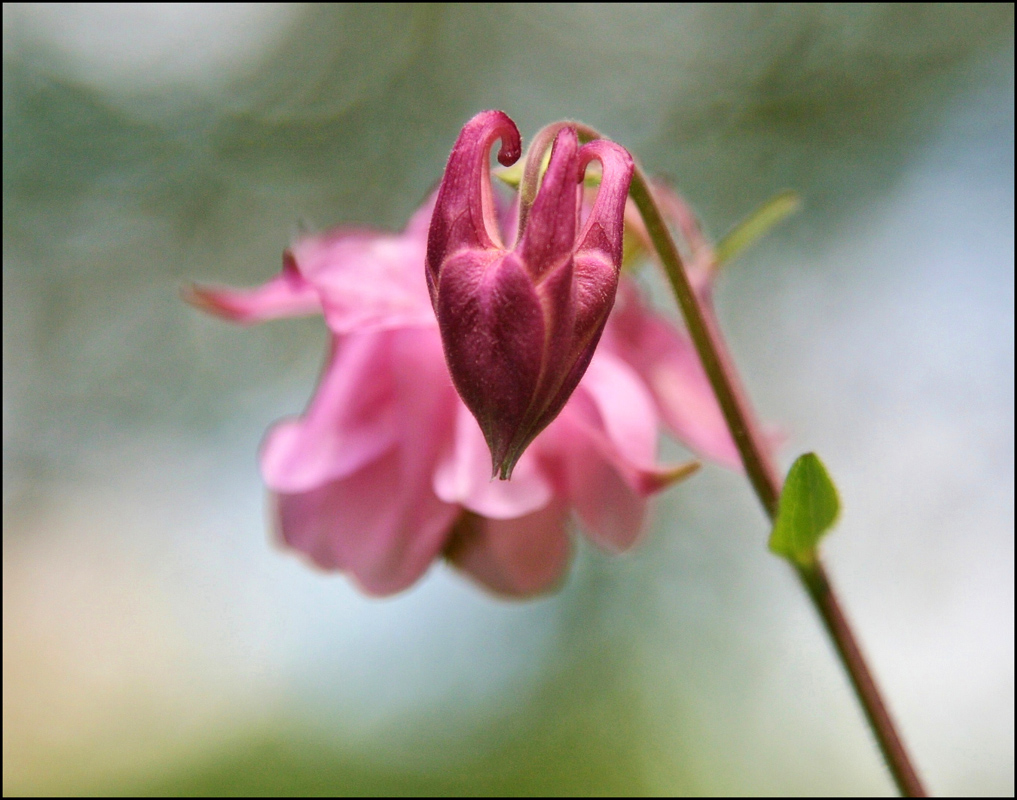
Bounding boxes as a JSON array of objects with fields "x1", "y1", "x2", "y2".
[
  {"x1": 426, "y1": 110, "x2": 521, "y2": 301},
  {"x1": 575, "y1": 140, "x2": 635, "y2": 268},
  {"x1": 517, "y1": 120, "x2": 572, "y2": 235},
  {"x1": 518, "y1": 127, "x2": 580, "y2": 283}
]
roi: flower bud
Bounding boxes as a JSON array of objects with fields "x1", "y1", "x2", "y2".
[{"x1": 426, "y1": 111, "x2": 634, "y2": 479}]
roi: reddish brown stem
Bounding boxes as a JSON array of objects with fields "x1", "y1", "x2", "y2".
[
  {"x1": 620, "y1": 152, "x2": 927, "y2": 796},
  {"x1": 798, "y1": 561, "x2": 927, "y2": 796}
]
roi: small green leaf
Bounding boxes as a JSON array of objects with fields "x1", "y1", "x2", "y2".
[
  {"x1": 769, "y1": 452, "x2": 840, "y2": 565},
  {"x1": 715, "y1": 190, "x2": 801, "y2": 264}
]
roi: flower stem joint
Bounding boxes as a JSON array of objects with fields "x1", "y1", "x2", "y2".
[{"x1": 426, "y1": 110, "x2": 634, "y2": 479}]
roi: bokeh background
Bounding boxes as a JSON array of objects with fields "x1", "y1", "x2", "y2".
[{"x1": 3, "y1": 4, "x2": 1013, "y2": 795}]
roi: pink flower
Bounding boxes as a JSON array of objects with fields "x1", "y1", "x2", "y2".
[
  {"x1": 426, "y1": 111, "x2": 634, "y2": 479},
  {"x1": 186, "y1": 192, "x2": 737, "y2": 600}
]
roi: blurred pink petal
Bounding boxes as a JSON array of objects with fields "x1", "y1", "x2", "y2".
[
  {"x1": 261, "y1": 332, "x2": 399, "y2": 492},
  {"x1": 276, "y1": 450, "x2": 459, "y2": 596},
  {"x1": 568, "y1": 350, "x2": 701, "y2": 494},
  {"x1": 445, "y1": 504, "x2": 571, "y2": 597},
  {"x1": 433, "y1": 403, "x2": 553, "y2": 519},
  {"x1": 576, "y1": 351, "x2": 660, "y2": 474},
  {"x1": 536, "y1": 410, "x2": 646, "y2": 552},
  {"x1": 274, "y1": 327, "x2": 460, "y2": 595},
  {"x1": 186, "y1": 198, "x2": 438, "y2": 332},
  {"x1": 291, "y1": 225, "x2": 436, "y2": 334},
  {"x1": 534, "y1": 356, "x2": 694, "y2": 554},
  {"x1": 605, "y1": 283, "x2": 742, "y2": 470},
  {"x1": 184, "y1": 252, "x2": 321, "y2": 323},
  {"x1": 622, "y1": 181, "x2": 714, "y2": 297}
]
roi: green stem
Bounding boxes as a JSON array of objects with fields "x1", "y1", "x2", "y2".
[
  {"x1": 613, "y1": 143, "x2": 926, "y2": 796},
  {"x1": 626, "y1": 173, "x2": 782, "y2": 516}
]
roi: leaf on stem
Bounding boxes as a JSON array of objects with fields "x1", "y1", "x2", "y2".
[
  {"x1": 715, "y1": 190, "x2": 801, "y2": 265},
  {"x1": 768, "y1": 452, "x2": 840, "y2": 565}
]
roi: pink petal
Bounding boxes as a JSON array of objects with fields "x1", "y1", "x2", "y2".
[
  {"x1": 433, "y1": 402, "x2": 553, "y2": 519},
  {"x1": 289, "y1": 227, "x2": 436, "y2": 334},
  {"x1": 189, "y1": 195, "x2": 441, "y2": 334},
  {"x1": 260, "y1": 332, "x2": 400, "y2": 493},
  {"x1": 621, "y1": 183, "x2": 714, "y2": 297},
  {"x1": 577, "y1": 350, "x2": 661, "y2": 471},
  {"x1": 275, "y1": 449, "x2": 459, "y2": 596},
  {"x1": 534, "y1": 350, "x2": 698, "y2": 552},
  {"x1": 574, "y1": 139, "x2": 633, "y2": 274},
  {"x1": 274, "y1": 327, "x2": 461, "y2": 596},
  {"x1": 433, "y1": 248, "x2": 546, "y2": 476},
  {"x1": 604, "y1": 282, "x2": 742, "y2": 469},
  {"x1": 537, "y1": 408, "x2": 648, "y2": 552},
  {"x1": 567, "y1": 457, "x2": 647, "y2": 552},
  {"x1": 385, "y1": 325, "x2": 462, "y2": 492},
  {"x1": 563, "y1": 140, "x2": 632, "y2": 372},
  {"x1": 652, "y1": 184, "x2": 715, "y2": 296},
  {"x1": 517, "y1": 128, "x2": 579, "y2": 282},
  {"x1": 426, "y1": 110, "x2": 521, "y2": 288},
  {"x1": 567, "y1": 349, "x2": 700, "y2": 495},
  {"x1": 184, "y1": 252, "x2": 321, "y2": 323},
  {"x1": 445, "y1": 504, "x2": 572, "y2": 598}
]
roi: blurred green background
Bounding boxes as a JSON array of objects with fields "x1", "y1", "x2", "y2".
[{"x1": 3, "y1": 4, "x2": 1013, "y2": 795}]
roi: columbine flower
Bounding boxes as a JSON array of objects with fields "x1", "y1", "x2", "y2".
[
  {"x1": 426, "y1": 111, "x2": 634, "y2": 479},
  {"x1": 186, "y1": 151, "x2": 737, "y2": 599}
]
